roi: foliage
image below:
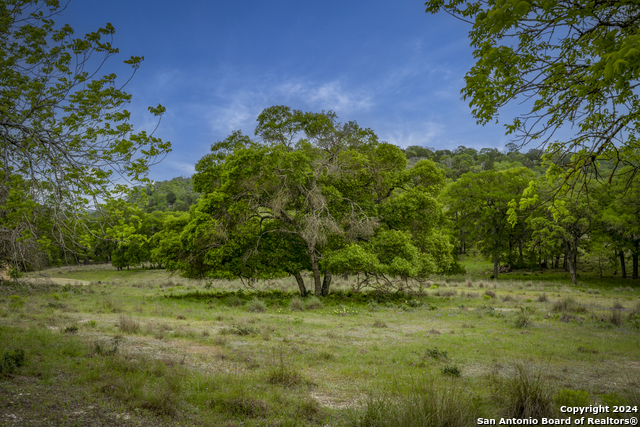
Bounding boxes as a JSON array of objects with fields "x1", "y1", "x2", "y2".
[
  {"x1": 171, "y1": 106, "x2": 454, "y2": 295},
  {"x1": 130, "y1": 176, "x2": 200, "y2": 213},
  {"x1": 0, "y1": 348, "x2": 25, "y2": 375},
  {"x1": 426, "y1": 0, "x2": 640, "y2": 186},
  {"x1": 443, "y1": 167, "x2": 534, "y2": 277},
  {"x1": 0, "y1": 1, "x2": 170, "y2": 271},
  {"x1": 442, "y1": 365, "x2": 461, "y2": 377},
  {"x1": 514, "y1": 308, "x2": 532, "y2": 328}
]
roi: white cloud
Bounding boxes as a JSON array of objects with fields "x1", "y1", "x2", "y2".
[
  {"x1": 205, "y1": 77, "x2": 375, "y2": 135},
  {"x1": 165, "y1": 160, "x2": 196, "y2": 177},
  {"x1": 380, "y1": 121, "x2": 444, "y2": 149},
  {"x1": 306, "y1": 81, "x2": 373, "y2": 113}
]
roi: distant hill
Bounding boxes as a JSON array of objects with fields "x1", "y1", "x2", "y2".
[{"x1": 131, "y1": 176, "x2": 200, "y2": 212}]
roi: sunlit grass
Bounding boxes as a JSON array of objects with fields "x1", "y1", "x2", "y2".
[{"x1": 2, "y1": 263, "x2": 639, "y2": 425}]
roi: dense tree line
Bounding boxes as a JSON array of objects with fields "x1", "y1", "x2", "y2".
[
  {"x1": 10, "y1": 105, "x2": 637, "y2": 290},
  {"x1": 27, "y1": 107, "x2": 632, "y2": 292}
]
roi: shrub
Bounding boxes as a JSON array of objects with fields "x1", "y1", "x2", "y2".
[
  {"x1": 8, "y1": 295, "x2": 24, "y2": 311},
  {"x1": 93, "y1": 336, "x2": 122, "y2": 356},
  {"x1": 246, "y1": 297, "x2": 266, "y2": 313},
  {"x1": 629, "y1": 313, "x2": 640, "y2": 329},
  {"x1": 366, "y1": 300, "x2": 380, "y2": 312},
  {"x1": 221, "y1": 324, "x2": 257, "y2": 336},
  {"x1": 355, "y1": 380, "x2": 477, "y2": 427},
  {"x1": 484, "y1": 290, "x2": 496, "y2": 298},
  {"x1": 552, "y1": 297, "x2": 586, "y2": 313},
  {"x1": 609, "y1": 308, "x2": 622, "y2": 326},
  {"x1": 288, "y1": 296, "x2": 304, "y2": 312},
  {"x1": 267, "y1": 347, "x2": 305, "y2": 387},
  {"x1": 119, "y1": 315, "x2": 140, "y2": 333},
  {"x1": 64, "y1": 325, "x2": 79, "y2": 334},
  {"x1": 0, "y1": 348, "x2": 25, "y2": 375},
  {"x1": 372, "y1": 319, "x2": 388, "y2": 328},
  {"x1": 434, "y1": 289, "x2": 457, "y2": 297},
  {"x1": 425, "y1": 346, "x2": 448, "y2": 360},
  {"x1": 514, "y1": 309, "x2": 532, "y2": 328},
  {"x1": 442, "y1": 365, "x2": 461, "y2": 377},
  {"x1": 537, "y1": 293, "x2": 548, "y2": 302},
  {"x1": 224, "y1": 295, "x2": 243, "y2": 307},
  {"x1": 495, "y1": 365, "x2": 555, "y2": 419},
  {"x1": 304, "y1": 296, "x2": 324, "y2": 310}
]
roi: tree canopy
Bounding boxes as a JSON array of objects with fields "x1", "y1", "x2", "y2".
[
  {"x1": 425, "y1": 0, "x2": 640, "y2": 186},
  {"x1": 0, "y1": 0, "x2": 170, "y2": 271},
  {"x1": 165, "y1": 106, "x2": 455, "y2": 295}
]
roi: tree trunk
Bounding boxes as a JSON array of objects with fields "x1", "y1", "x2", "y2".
[
  {"x1": 321, "y1": 270, "x2": 332, "y2": 296},
  {"x1": 293, "y1": 272, "x2": 307, "y2": 297},
  {"x1": 598, "y1": 257, "x2": 602, "y2": 279},
  {"x1": 308, "y1": 245, "x2": 322, "y2": 295},
  {"x1": 633, "y1": 241, "x2": 639, "y2": 280},
  {"x1": 493, "y1": 255, "x2": 499, "y2": 279},
  {"x1": 620, "y1": 251, "x2": 627, "y2": 279},
  {"x1": 563, "y1": 252, "x2": 568, "y2": 272},
  {"x1": 567, "y1": 242, "x2": 577, "y2": 285},
  {"x1": 518, "y1": 240, "x2": 523, "y2": 264}
]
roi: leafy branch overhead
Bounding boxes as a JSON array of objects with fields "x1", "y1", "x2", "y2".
[
  {"x1": 426, "y1": 0, "x2": 640, "y2": 186},
  {"x1": 0, "y1": 1, "x2": 171, "y2": 270}
]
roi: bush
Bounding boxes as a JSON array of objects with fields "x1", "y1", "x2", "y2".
[
  {"x1": 484, "y1": 290, "x2": 496, "y2": 298},
  {"x1": 246, "y1": 297, "x2": 266, "y2": 313},
  {"x1": 537, "y1": 293, "x2": 548, "y2": 302},
  {"x1": 64, "y1": 325, "x2": 79, "y2": 334},
  {"x1": 495, "y1": 365, "x2": 555, "y2": 419},
  {"x1": 288, "y1": 296, "x2": 304, "y2": 312},
  {"x1": 514, "y1": 309, "x2": 532, "y2": 328},
  {"x1": 442, "y1": 365, "x2": 461, "y2": 377},
  {"x1": 224, "y1": 295, "x2": 243, "y2": 307},
  {"x1": 609, "y1": 308, "x2": 622, "y2": 326},
  {"x1": 552, "y1": 297, "x2": 586, "y2": 313},
  {"x1": 267, "y1": 347, "x2": 305, "y2": 387},
  {"x1": 221, "y1": 324, "x2": 257, "y2": 336},
  {"x1": 372, "y1": 319, "x2": 388, "y2": 328},
  {"x1": 8, "y1": 295, "x2": 24, "y2": 311},
  {"x1": 0, "y1": 348, "x2": 25, "y2": 375},
  {"x1": 304, "y1": 296, "x2": 323, "y2": 310},
  {"x1": 425, "y1": 346, "x2": 448, "y2": 360},
  {"x1": 93, "y1": 336, "x2": 122, "y2": 356},
  {"x1": 118, "y1": 315, "x2": 140, "y2": 333}
]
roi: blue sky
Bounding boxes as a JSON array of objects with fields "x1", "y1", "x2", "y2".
[{"x1": 61, "y1": 1, "x2": 515, "y2": 181}]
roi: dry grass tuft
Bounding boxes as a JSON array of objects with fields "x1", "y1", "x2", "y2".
[{"x1": 118, "y1": 315, "x2": 140, "y2": 334}]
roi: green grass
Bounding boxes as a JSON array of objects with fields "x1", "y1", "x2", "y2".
[{"x1": 2, "y1": 262, "x2": 639, "y2": 425}]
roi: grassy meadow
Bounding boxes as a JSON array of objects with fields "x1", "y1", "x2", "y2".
[{"x1": 1, "y1": 259, "x2": 639, "y2": 426}]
